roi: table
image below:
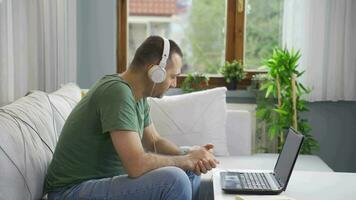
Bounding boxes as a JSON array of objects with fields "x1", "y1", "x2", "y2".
[
  {"x1": 212, "y1": 154, "x2": 356, "y2": 200},
  {"x1": 214, "y1": 154, "x2": 333, "y2": 172}
]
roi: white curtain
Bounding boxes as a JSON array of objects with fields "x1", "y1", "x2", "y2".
[
  {"x1": 0, "y1": 0, "x2": 77, "y2": 106},
  {"x1": 283, "y1": 0, "x2": 356, "y2": 102}
]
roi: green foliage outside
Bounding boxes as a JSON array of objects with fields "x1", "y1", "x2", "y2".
[
  {"x1": 256, "y1": 47, "x2": 319, "y2": 154},
  {"x1": 182, "y1": 0, "x2": 283, "y2": 73},
  {"x1": 183, "y1": 0, "x2": 226, "y2": 74},
  {"x1": 181, "y1": 72, "x2": 209, "y2": 93},
  {"x1": 245, "y1": 0, "x2": 284, "y2": 68}
]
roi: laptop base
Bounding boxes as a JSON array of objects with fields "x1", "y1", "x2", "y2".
[
  {"x1": 222, "y1": 188, "x2": 283, "y2": 195},
  {"x1": 220, "y1": 171, "x2": 283, "y2": 195}
]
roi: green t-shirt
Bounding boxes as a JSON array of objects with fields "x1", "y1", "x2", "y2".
[{"x1": 45, "y1": 74, "x2": 151, "y2": 192}]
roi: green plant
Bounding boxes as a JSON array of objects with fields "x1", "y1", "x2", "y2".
[
  {"x1": 251, "y1": 74, "x2": 269, "y2": 90},
  {"x1": 256, "y1": 47, "x2": 319, "y2": 154},
  {"x1": 220, "y1": 60, "x2": 246, "y2": 83},
  {"x1": 181, "y1": 72, "x2": 209, "y2": 93}
]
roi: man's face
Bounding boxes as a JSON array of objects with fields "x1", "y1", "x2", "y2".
[{"x1": 151, "y1": 53, "x2": 182, "y2": 98}]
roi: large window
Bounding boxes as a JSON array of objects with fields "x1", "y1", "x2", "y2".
[
  {"x1": 117, "y1": 0, "x2": 283, "y2": 87},
  {"x1": 127, "y1": 0, "x2": 226, "y2": 74},
  {"x1": 245, "y1": 0, "x2": 284, "y2": 69}
]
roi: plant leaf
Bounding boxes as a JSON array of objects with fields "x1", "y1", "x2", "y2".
[{"x1": 273, "y1": 108, "x2": 288, "y2": 115}]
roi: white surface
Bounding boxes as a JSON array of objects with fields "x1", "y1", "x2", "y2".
[
  {"x1": 0, "y1": 0, "x2": 77, "y2": 106},
  {"x1": 49, "y1": 83, "x2": 82, "y2": 139},
  {"x1": 0, "y1": 83, "x2": 81, "y2": 200},
  {"x1": 226, "y1": 110, "x2": 252, "y2": 156},
  {"x1": 235, "y1": 195, "x2": 296, "y2": 200},
  {"x1": 148, "y1": 87, "x2": 229, "y2": 156},
  {"x1": 283, "y1": 0, "x2": 356, "y2": 101},
  {"x1": 0, "y1": 92, "x2": 55, "y2": 200},
  {"x1": 215, "y1": 154, "x2": 333, "y2": 172},
  {"x1": 199, "y1": 154, "x2": 332, "y2": 200},
  {"x1": 212, "y1": 154, "x2": 356, "y2": 200},
  {"x1": 214, "y1": 170, "x2": 356, "y2": 200}
]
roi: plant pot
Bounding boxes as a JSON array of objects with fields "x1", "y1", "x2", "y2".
[{"x1": 227, "y1": 79, "x2": 237, "y2": 90}]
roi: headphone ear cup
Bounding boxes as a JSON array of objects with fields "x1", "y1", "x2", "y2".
[{"x1": 149, "y1": 65, "x2": 166, "y2": 83}]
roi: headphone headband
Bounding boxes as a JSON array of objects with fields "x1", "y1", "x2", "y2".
[{"x1": 159, "y1": 37, "x2": 170, "y2": 69}]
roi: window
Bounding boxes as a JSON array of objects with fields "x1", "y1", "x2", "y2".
[
  {"x1": 117, "y1": 0, "x2": 274, "y2": 88},
  {"x1": 245, "y1": 0, "x2": 284, "y2": 69},
  {"x1": 127, "y1": 0, "x2": 226, "y2": 74}
]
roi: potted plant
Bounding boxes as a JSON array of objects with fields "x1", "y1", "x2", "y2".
[
  {"x1": 256, "y1": 47, "x2": 318, "y2": 154},
  {"x1": 181, "y1": 72, "x2": 209, "y2": 93},
  {"x1": 220, "y1": 60, "x2": 246, "y2": 90}
]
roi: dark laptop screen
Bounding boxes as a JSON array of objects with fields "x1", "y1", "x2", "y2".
[{"x1": 274, "y1": 128, "x2": 304, "y2": 188}]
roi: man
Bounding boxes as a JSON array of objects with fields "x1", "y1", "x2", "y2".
[{"x1": 45, "y1": 36, "x2": 219, "y2": 200}]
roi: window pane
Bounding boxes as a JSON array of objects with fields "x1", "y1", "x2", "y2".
[
  {"x1": 128, "y1": 0, "x2": 226, "y2": 74},
  {"x1": 245, "y1": 0, "x2": 284, "y2": 69}
]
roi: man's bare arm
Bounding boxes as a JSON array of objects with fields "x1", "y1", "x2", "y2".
[
  {"x1": 142, "y1": 124, "x2": 181, "y2": 155},
  {"x1": 141, "y1": 124, "x2": 220, "y2": 175},
  {"x1": 110, "y1": 130, "x2": 213, "y2": 178}
]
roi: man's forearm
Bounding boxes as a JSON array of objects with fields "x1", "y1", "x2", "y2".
[
  {"x1": 128, "y1": 153, "x2": 190, "y2": 178},
  {"x1": 155, "y1": 137, "x2": 181, "y2": 155}
]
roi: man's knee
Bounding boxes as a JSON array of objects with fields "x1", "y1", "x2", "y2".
[
  {"x1": 156, "y1": 167, "x2": 192, "y2": 199},
  {"x1": 158, "y1": 166, "x2": 190, "y2": 185}
]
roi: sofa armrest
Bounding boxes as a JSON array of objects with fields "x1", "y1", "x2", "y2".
[{"x1": 225, "y1": 110, "x2": 252, "y2": 156}]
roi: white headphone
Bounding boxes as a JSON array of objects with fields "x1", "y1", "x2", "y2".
[{"x1": 148, "y1": 36, "x2": 170, "y2": 83}]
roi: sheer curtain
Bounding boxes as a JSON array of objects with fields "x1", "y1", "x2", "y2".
[
  {"x1": 0, "y1": 0, "x2": 77, "y2": 106},
  {"x1": 283, "y1": 0, "x2": 356, "y2": 101}
]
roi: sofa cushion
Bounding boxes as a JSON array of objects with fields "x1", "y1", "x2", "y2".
[
  {"x1": 0, "y1": 91, "x2": 57, "y2": 200},
  {"x1": 148, "y1": 87, "x2": 229, "y2": 156},
  {"x1": 48, "y1": 83, "x2": 82, "y2": 138},
  {"x1": 0, "y1": 83, "x2": 81, "y2": 200}
]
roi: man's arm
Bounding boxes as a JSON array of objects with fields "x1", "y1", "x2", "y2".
[
  {"x1": 142, "y1": 124, "x2": 181, "y2": 155},
  {"x1": 141, "y1": 124, "x2": 220, "y2": 175},
  {"x1": 110, "y1": 130, "x2": 213, "y2": 178}
]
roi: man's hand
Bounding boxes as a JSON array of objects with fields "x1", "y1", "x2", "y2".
[
  {"x1": 187, "y1": 144, "x2": 219, "y2": 175},
  {"x1": 203, "y1": 143, "x2": 214, "y2": 153}
]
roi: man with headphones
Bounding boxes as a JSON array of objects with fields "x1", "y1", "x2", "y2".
[{"x1": 45, "y1": 36, "x2": 219, "y2": 200}]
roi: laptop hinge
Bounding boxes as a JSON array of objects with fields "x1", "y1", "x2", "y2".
[{"x1": 271, "y1": 172, "x2": 284, "y2": 189}]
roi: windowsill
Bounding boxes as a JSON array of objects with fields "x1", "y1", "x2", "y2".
[
  {"x1": 165, "y1": 88, "x2": 257, "y2": 104},
  {"x1": 176, "y1": 70, "x2": 267, "y2": 90}
]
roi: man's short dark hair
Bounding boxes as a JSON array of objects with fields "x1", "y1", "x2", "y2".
[{"x1": 130, "y1": 36, "x2": 183, "y2": 70}]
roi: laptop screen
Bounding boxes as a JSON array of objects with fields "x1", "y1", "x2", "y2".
[{"x1": 274, "y1": 128, "x2": 304, "y2": 188}]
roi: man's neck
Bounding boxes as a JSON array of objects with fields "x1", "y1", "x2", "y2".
[{"x1": 120, "y1": 70, "x2": 150, "y2": 101}]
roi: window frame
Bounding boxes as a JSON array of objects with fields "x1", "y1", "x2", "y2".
[{"x1": 117, "y1": 0, "x2": 265, "y2": 89}]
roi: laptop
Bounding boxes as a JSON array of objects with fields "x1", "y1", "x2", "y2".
[{"x1": 220, "y1": 128, "x2": 304, "y2": 195}]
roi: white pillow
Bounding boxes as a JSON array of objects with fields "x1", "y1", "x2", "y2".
[{"x1": 148, "y1": 87, "x2": 229, "y2": 156}]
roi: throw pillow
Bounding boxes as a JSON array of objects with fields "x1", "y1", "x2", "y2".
[{"x1": 148, "y1": 87, "x2": 229, "y2": 156}]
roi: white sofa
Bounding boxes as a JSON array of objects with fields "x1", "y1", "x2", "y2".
[
  {"x1": 0, "y1": 84, "x2": 82, "y2": 200},
  {"x1": 0, "y1": 84, "x2": 253, "y2": 200}
]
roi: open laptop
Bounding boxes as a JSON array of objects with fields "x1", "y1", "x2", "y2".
[{"x1": 220, "y1": 128, "x2": 304, "y2": 195}]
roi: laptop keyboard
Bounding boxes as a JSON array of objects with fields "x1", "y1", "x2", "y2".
[{"x1": 239, "y1": 172, "x2": 272, "y2": 190}]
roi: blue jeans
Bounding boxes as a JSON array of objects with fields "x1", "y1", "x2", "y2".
[{"x1": 48, "y1": 167, "x2": 200, "y2": 200}]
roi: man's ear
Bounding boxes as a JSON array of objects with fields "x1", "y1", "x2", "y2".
[
  {"x1": 146, "y1": 64, "x2": 155, "y2": 77},
  {"x1": 146, "y1": 64, "x2": 154, "y2": 71}
]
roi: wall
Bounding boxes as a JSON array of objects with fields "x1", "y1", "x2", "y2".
[
  {"x1": 77, "y1": 0, "x2": 117, "y2": 89},
  {"x1": 302, "y1": 102, "x2": 356, "y2": 173}
]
